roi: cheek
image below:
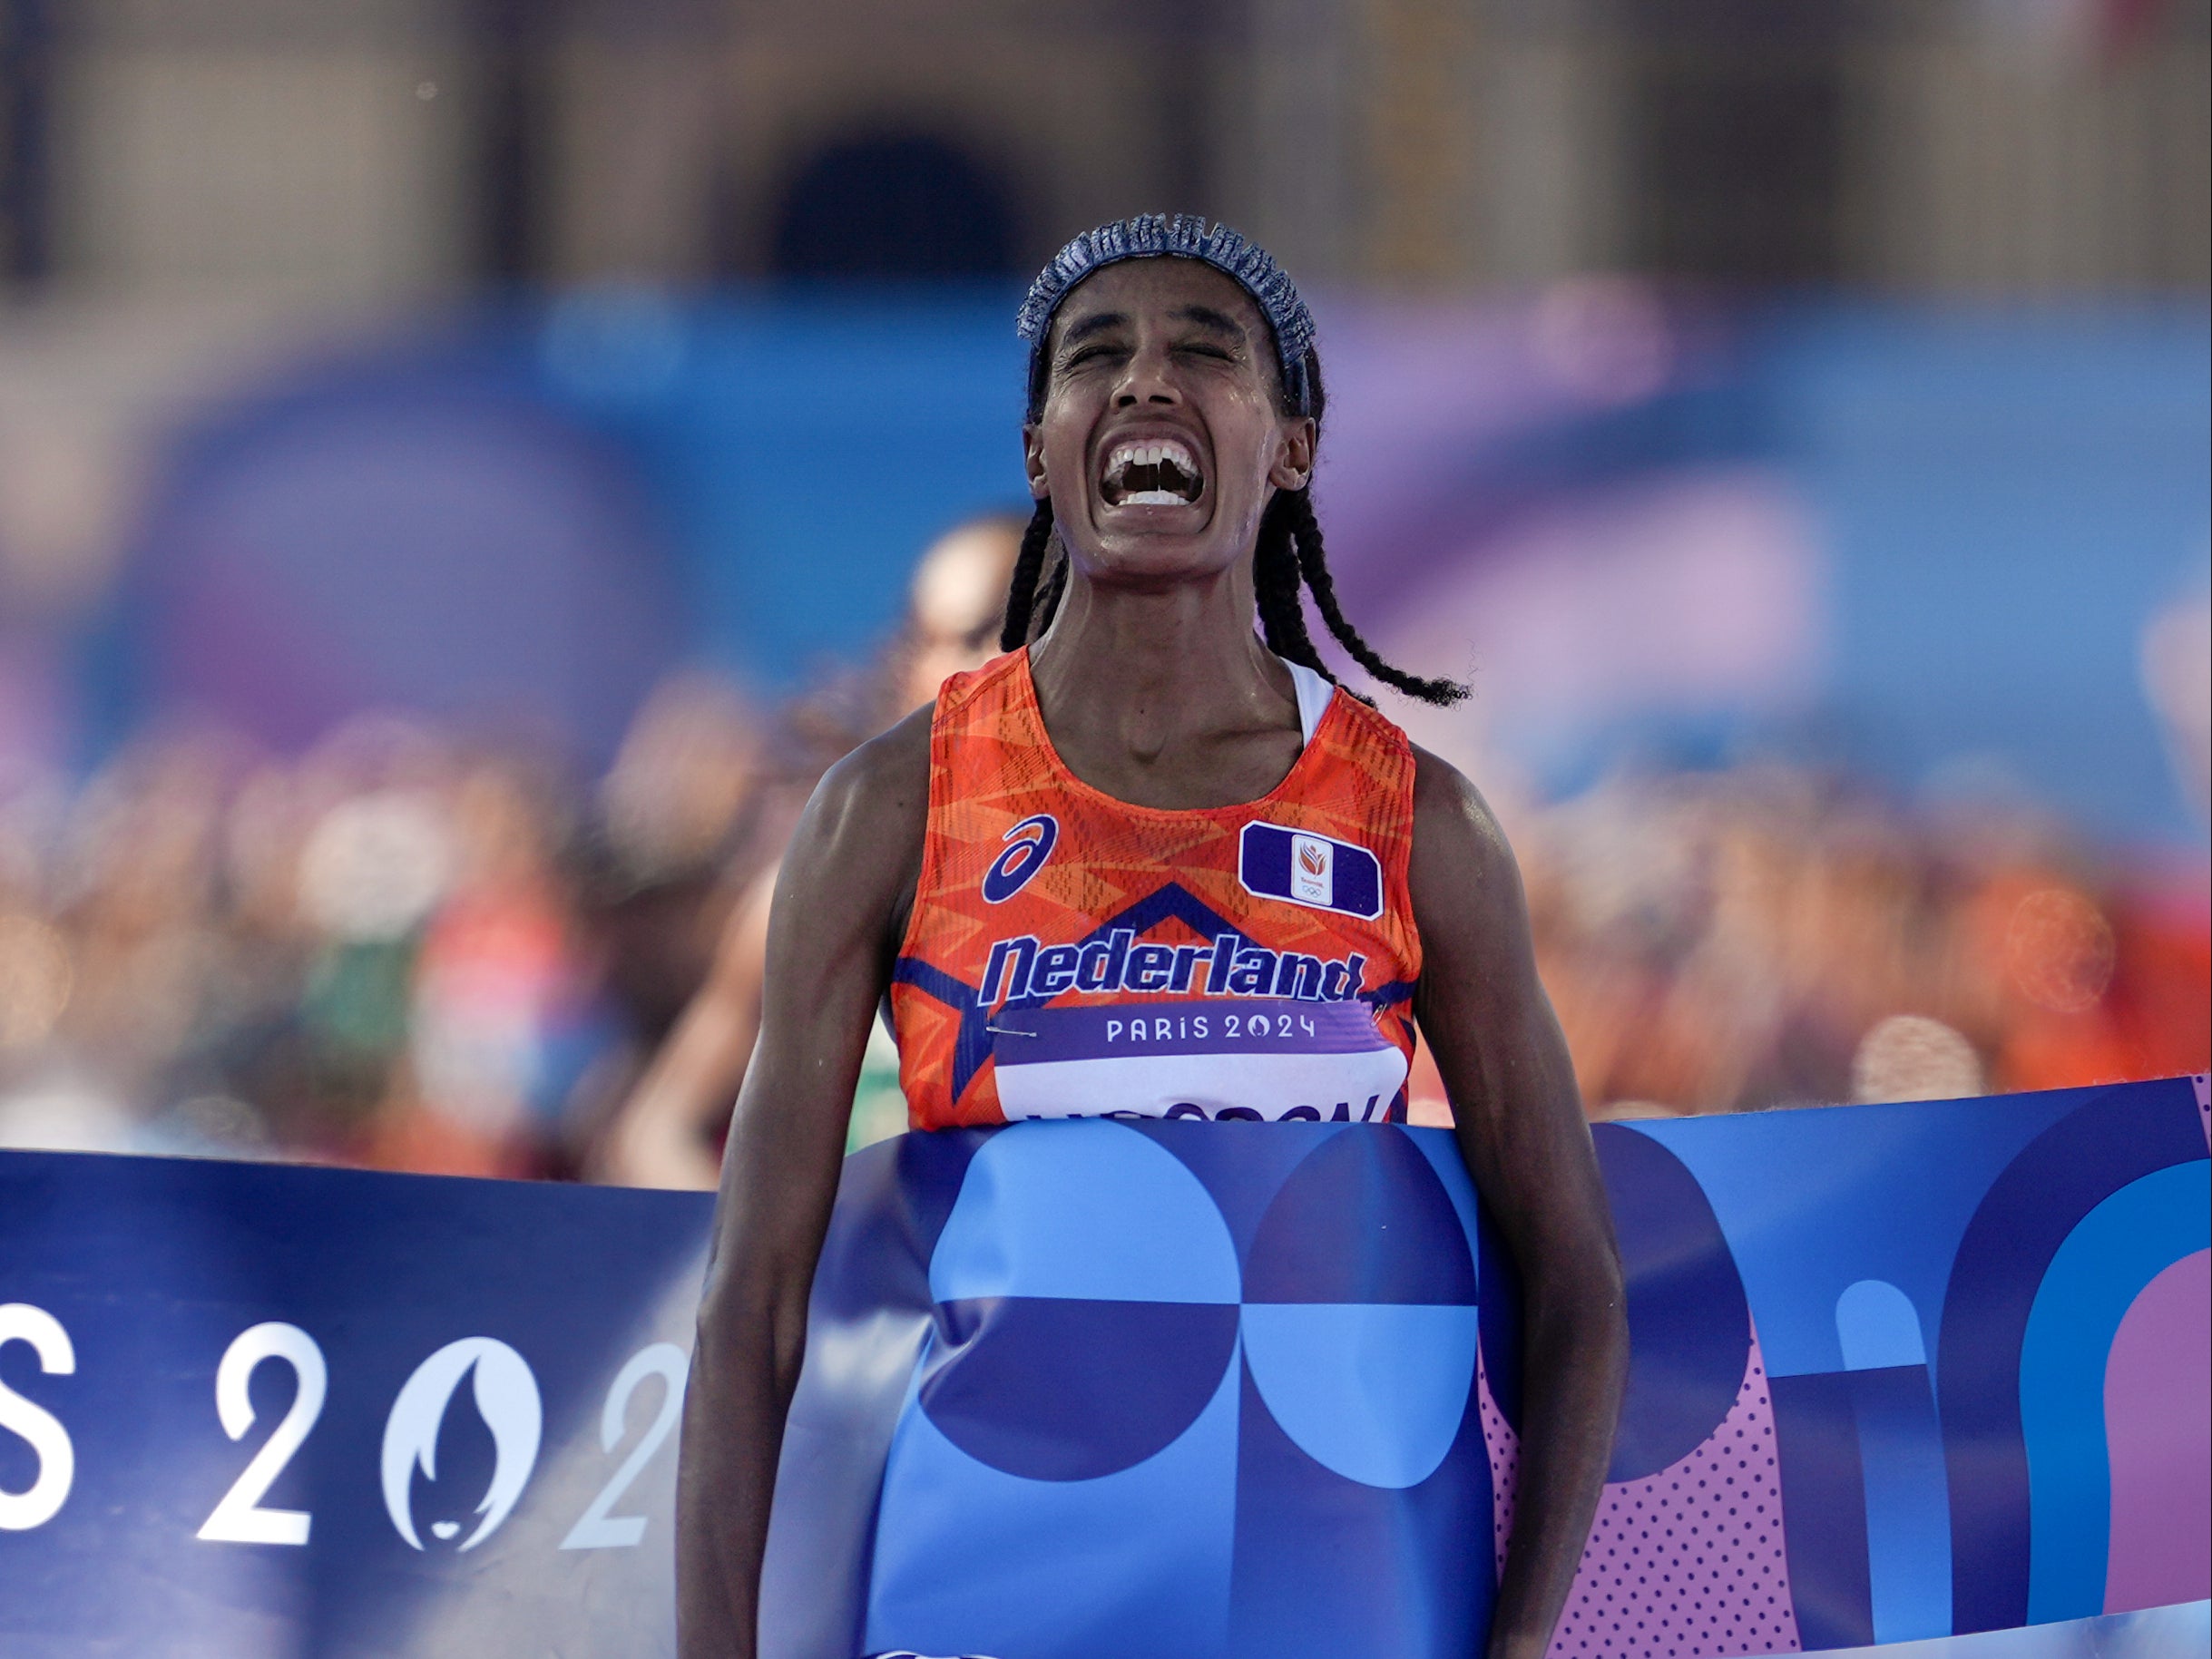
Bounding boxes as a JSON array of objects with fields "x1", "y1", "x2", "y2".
[
  {"x1": 1216, "y1": 420, "x2": 1284, "y2": 499},
  {"x1": 1038, "y1": 405, "x2": 1097, "y2": 486}
]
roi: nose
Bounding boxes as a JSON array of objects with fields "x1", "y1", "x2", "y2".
[{"x1": 1112, "y1": 340, "x2": 1180, "y2": 408}]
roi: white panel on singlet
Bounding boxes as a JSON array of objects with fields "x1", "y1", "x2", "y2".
[{"x1": 1283, "y1": 659, "x2": 1335, "y2": 748}]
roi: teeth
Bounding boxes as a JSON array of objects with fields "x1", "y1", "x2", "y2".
[
  {"x1": 1101, "y1": 436, "x2": 1202, "y2": 506},
  {"x1": 1105, "y1": 438, "x2": 1198, "y2": 475}
]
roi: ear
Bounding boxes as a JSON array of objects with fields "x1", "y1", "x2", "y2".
[
  {"x1": 1023, "y1": 424, "x2": 1050, "y2": 499},
  {"x1": 1268, "y1": 415, "x2": 1316, "y2": 493}
]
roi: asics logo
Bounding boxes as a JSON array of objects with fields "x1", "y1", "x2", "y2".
[{"x1": 982, "y1": 815, "x2": 1058, "y2": 904}]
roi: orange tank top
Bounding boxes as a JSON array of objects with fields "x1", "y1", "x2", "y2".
[{"x1": 891, "y1": 649, "x2": 1422, "y2": 1129}]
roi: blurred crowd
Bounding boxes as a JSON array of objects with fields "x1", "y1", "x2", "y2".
[
  {"x1": 0, "y1": 519, "x2": 2202, "y2": 1184},
  {"x1": 0, "y1": 518, "x2": 1027, "y2": 1182},
  {"x1": 1460, "y1": 768, "x2": 2207, "y2": 1125}
]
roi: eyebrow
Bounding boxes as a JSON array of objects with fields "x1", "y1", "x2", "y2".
[
  {"x1": 1171, "y1": 305, "x2": 1248, "y2": 342},
  {"x1": 1059, "y1": 310, "x2": 1129, "y2": 349},
  {"x1": 1057, "y1": 303, "x2": 1250, "y2": 351}
]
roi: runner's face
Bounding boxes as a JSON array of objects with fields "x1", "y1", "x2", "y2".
[{"x1": 1025, "y1": 259, "x2": 1314, "y2": 590}]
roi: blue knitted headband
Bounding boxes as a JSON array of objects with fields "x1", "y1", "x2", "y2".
[{"x1": 1016, "y1": 214, "x2": 1316, "y2": 415}]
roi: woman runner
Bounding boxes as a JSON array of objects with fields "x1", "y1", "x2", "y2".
[{"x1": 679, "y1": 216, "x2": 1628, "y2": 1659}]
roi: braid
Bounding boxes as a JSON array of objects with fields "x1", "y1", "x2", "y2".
[
  {"x1": 1031, "y1": 542, "x2": 1070, "y2": 641},
  {"x1": 1284, "y1": 489, "x2": 1467, "y2": 707},
  {"x1": 998, "y1": 499, "x2": 1055, "y2": 652},
  {"x1": 1254, "y1": 491, "x2": 1326, "y2": 674}
]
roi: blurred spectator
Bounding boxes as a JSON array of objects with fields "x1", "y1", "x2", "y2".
[
  {"x1": 1409, "y1": 762, "x2": 2209, "y2": 1122},
  {"x1": 592, "y1": 513, "x2": 1028, "y2": 1189},
  {"x1": 599, "y1": 674, "x2": 767, "y2": 890},
  {"x1": 1852, "y1": 1015, "x2": 1985, "y2": 1105},
  {"x1": 363, "y1": 752, "x2": 597, "y2": 1176},
  {"x1": 2142, "y1": 577, "x2": 2211, "y2": 824}
]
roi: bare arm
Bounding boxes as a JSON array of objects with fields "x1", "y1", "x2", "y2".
[
  {"x1": 601, "y1": 871, "x2": 775, "y2": 1191},
  {"x1": 675, "y1": 710, "x2": 930, "y2": 1659},
  {"x1": 1408, "y1": 747, "x2": 1628, "y2": 1659}
]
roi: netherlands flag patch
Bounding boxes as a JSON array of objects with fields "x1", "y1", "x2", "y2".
[{"x1": 1238, "y1": 822, "x2": 1383, "y2": 919}]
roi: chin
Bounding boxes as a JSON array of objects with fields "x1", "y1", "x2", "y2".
[{"x1": 1082, "y1": 542, "x2": 1244, "y2": 592}]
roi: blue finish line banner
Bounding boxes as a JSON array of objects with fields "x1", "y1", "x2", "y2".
[{"x1": 1, "y1": 1077, "x2": 2207, "y2": 1658}]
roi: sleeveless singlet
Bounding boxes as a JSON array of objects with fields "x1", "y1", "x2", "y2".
[{"x1": 891, "y1": 649, "x2": 1422, "y2": 1129}]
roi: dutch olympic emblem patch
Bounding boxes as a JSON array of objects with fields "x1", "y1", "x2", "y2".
[{"x1": 1237, "y1": 822, "x2": 1382, "y2": 919}]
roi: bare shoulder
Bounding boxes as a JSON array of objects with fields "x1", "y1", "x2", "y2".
[
  {"x1": 1409, "y1": 744, "x2": 1518, "y2": 888},
  {"x1": 1407, "y1": 742, "x2": 1539, "y2": 987},
  {"x1": 805, "y1": 702, "x2": 932, "y2": 834}
]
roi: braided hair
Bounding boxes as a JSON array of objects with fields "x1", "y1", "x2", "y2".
[
  {"x1": 998, "y1": 498, "x2": 1061, "y2": 653},
  {"x1": 1000, "y1": 339, "x2": 1466, "y2": 707}
]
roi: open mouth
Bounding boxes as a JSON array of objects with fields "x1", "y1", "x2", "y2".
[{"x1": 1100, "y1": 437, "x2": 1205, "y2": 507}]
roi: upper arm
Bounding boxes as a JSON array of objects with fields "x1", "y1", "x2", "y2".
[
  {"x1": 1407, "y1": 749, "x2": 1546, "y2": 1042},
  {"x1": 704, "y1": 708, "x2": 932, "y2": 1288},
  {"x1": 1407, "y1": 747, "x2": 1612, "y2": 1282}
]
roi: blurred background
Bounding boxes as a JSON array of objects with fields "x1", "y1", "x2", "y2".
[{"x1": 0, "y1": 0, "x2": 2203, "y2": 1181}]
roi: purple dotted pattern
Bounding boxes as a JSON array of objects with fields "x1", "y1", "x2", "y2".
[
  {"x1": 1483, "y1": 1327, "x2": 1803, "y2": 1657},
  {"x1": 1477, "y1": 1344, "x2": 1518, "y2": 1582}
]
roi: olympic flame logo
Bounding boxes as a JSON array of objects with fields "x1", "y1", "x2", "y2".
[{"x1": 379, "y1": 1337, "x2": 543, "y2": 1551}]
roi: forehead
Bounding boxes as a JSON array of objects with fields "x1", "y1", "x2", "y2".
[{"x1": 1047, "y1": 257, "x2": 1270, "y2": 347}]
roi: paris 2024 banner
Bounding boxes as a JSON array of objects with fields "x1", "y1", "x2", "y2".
[{"x1": 1, "y1": 1075, "x2": 2207, "y2": 1658}]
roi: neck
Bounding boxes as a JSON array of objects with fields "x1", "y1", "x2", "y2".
[{"x1": 1027, "y1": 562, "x2": 1296, "y2": 768}]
